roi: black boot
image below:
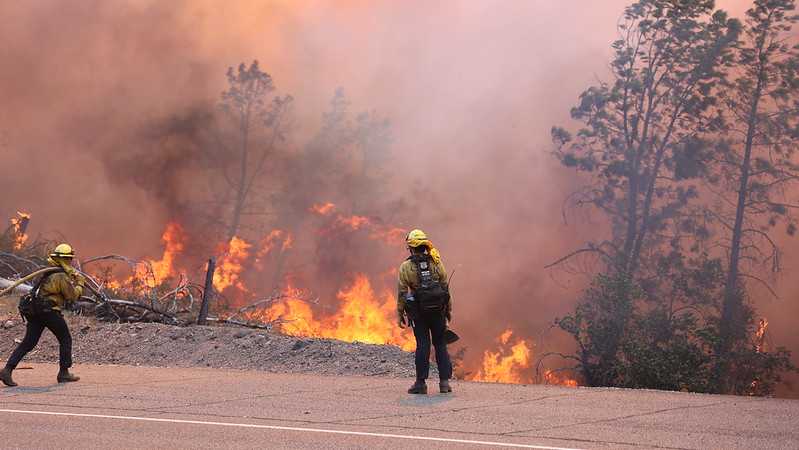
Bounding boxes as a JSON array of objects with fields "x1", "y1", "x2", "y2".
[
  {"x1": 407, "y1": 380, "x2": 427, "y2": 394},
  {"x1": 0, "y1": 367, "x2": 17, "y2": 387},
  {"x1": 57, "y1": 368, "x2": 79, "y2": 383},
  {"x1": 439, "y1": 379, "x2": 452, "y2": 393}
]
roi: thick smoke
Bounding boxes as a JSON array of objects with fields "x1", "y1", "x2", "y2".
[{"x1": 2, "y1": 0, "x2": 793, "y2": 393}]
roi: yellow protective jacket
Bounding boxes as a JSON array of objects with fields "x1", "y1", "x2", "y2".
[
  {"x1": 40, "y1": 271, "x2": 84, "y2": 311},
  {"x1": 397, "y1": 256, "x2": 450, "y2": 315}
]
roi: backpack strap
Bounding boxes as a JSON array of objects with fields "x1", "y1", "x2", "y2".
[
  {"x1": 31, "y1": 268, "x2": 65, "y2": 299},
  {"x1": 18, "y1": 268, "x2": 64, "y2": 322}
]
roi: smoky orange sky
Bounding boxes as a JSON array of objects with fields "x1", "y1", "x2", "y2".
[{"x1": 1, "y1": 0, "x2": 794, "y2": 393}]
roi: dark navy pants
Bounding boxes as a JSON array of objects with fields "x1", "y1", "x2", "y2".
[
  {"x1": 411, "y1": 309, "x2": 452, "y2": 381},
  {"x1": 6, "y1": 311, "x2": 72, "y2": 370}
]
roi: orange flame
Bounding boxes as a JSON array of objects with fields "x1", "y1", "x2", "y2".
[
  {"x1": 544, "y1": 370, "x2": 579, "y2": 387},
  {"x1": 336, "y1": 215, "x2": 371, "y2": 230},
  {"x1": 282, "y1": 233, "x2": 294, "y2": 251},
  {"x1": 97, "y1": 221, "x2": 581, "y2": 389},
  {"x1": 252, "y1": 274, "x2": 414, "y2": 351},
  {"x1": 255, "y1": 229, "x2": 292, "y2": 265},
  {"x1": 10, "y1": 211, "x2": 30, "y2": 250},
  {"x1": 328, "y1": 274, "x2": 413, "y2": 350},
  {"x1": 469, "y1": 329, "x2": 533, "y2": 384},
  {"x1": 755, "y1": 318, "x2": 769, "y2": 353},
  {"x1": 133, "y1": 222, "x2": 185, "y2": 288},
  {"x1": 499, "y1": 329, "x2": 514, "y2": 345},
  {"x1": 314, "y1": 204, "x2": 405, "y2": 247},
  {"x1": 213, "y1": 236, "x2": 251, "y2": 292},
  {"x1": 311, "y1": 202, "x2": 336, "y2": 216},
  {"x1": 750, "y1": 318, "x2": 771, "y2": 393},
  {"x1": 369, "y1": 226, "x2": 407, "y2": 246}
]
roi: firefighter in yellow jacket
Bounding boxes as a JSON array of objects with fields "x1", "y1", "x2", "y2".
[
  {"x1": 398, "y1": 229, "x2": 453, "y2": 394},
  {"x1": 0, "y1": 244, "x2": 83, "y2": 386}
]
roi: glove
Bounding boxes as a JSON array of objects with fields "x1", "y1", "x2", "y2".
[
  {"x1": 398, "y1": 311, "x2": 407, "y2": 329},
  {"x1": 72, "y1": 273, "x2": 86, "y2": 286}
]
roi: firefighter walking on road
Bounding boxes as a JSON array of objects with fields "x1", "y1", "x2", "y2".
[
  {"x1": 0, "y1": 244, "x2": 84, "y2": 386},
  {"x1": 398, "y1": 229, "x2": 453, "y2": 394}
]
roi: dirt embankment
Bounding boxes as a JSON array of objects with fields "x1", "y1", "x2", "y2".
[{"x1": 0, "y1": 306, "x2": 423, "y2": 378}]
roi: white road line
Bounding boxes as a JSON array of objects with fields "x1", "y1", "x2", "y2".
[{"x1": 0, "y1": 408, "x2": 584, "y2": 449}]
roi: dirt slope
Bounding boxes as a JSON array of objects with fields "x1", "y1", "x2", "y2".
[{"x1": 0, "y1": 308, "x2": 424, "y2": 378}]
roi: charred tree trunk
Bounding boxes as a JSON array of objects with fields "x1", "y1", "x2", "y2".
[
  {"x1": 198, "y1": 257, "x2": 216, "y2": 325},
  {"x1": 630, "y1": 89, "x2": 692, "y2": 275},
  {"x1": 270, "y1": 248, "x2": 287, "y2": 292},
  {"x1": 717, "y1": 25, "x2": 769, "y2": 392},
  {"x1": 622, "y1": 165, "x2": 640, "y2": 273},
  {"x1": 622, "y1": 81, "x2": 658, "y2": 275},
  {"x1": 228, "y1": 106, "x2": 252, "y2": 241}
]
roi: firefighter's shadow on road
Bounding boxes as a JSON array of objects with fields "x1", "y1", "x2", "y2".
[
  {"x1": 4, "y1": 384, "x2": 64, "y2": 394},
  {"x1": 399, "y1": 394, "x2": 455, "y2": 407}
]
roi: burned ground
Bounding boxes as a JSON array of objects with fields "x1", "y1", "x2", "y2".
[{"x1": 0, "y1": 301, "x2": 424, "y2": 379}]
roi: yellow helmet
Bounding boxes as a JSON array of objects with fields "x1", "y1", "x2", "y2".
[
  {"x1": 406, "y1": 229, "x2": 428, "y2": 247},
  {"x1": 50, "y1": 243, "x2": 75, "y2": 259}
]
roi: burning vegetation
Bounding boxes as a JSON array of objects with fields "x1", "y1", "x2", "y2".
[
  {"x1": 9, "y1": 212, "x2": 30, "y2": 250},
  {"x1": 0, "y1": 208, "x2": 574, "y2": 385},
  {"x1": 468, "y1": 329, "x2": 532, "y2": 384},
  {"x1": 1, "y1": 0, "x2": 797, "y2": 396}
]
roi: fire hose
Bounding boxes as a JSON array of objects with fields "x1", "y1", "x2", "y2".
[
  {"x1": 0, "y1": 267, "x2": 62, "y2": 297},
  {"x1": 0, "y1": 267, "x2": 178, "y2": 323}
]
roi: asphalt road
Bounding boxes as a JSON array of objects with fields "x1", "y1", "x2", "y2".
[{"x1": 0, "y1": 364, "x2": 797, "y2": 449}]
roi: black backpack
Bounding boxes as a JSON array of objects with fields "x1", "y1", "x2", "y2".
[
  {"x1": 410, "y1": 254, "x2": 450, "y2": 312},
  {"x1": 18, "y1": 270, "x2": 62, "y2": 320}
]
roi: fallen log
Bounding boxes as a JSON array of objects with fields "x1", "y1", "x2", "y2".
[
  {"x1": 1, "y1": 275, "x2": 181, "y2": 324},
  {"x1": 1, "y1": 264, "x2": 309, "y2": 331},
  {"x1": 0, "y1": 277, "x2": 31, "y2": 295},
  {"x1": 83, "y1": 298, "x2": 182, "y2": 324},
  {"x1": 79, "y1": 282, "x2": 182, "y2": 324}
]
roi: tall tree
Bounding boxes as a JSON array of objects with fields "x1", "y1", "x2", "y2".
[
  {"x1": 550, "y1": 0, "x2": 739, "y2": 385},
  {"x1": 552, "y1": 0, "x2": 796, "y2": 395},
  {"x1": 268, "y1": 89, "x2": 392, "y2": 290},
  {"x1": 217, "y1": 61, "x2": 293, "y2": 240},
  {"x1": 552, "y1": 0, "x2": 739, "y2": 277},
  {"x1": 712, "y1": 0, "x2": 799, "y2": 391}
]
